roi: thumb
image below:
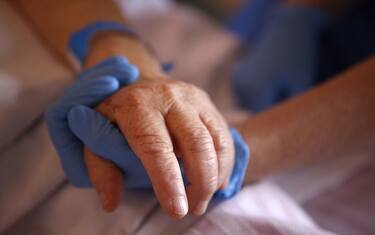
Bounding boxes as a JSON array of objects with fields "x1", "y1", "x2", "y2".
[{"x1": 67, "y1": 105, "x2": 134, "y2": 168}]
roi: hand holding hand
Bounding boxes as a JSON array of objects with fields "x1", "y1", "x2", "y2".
[{"x1": 81, "y1": 77, "x2": 235, "y2": 218}]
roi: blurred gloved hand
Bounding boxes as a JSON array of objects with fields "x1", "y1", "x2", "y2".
[
  {"x1": 233, "y1": 4, "x2": 328, "y2": 111},
  {"x1": 45, "y1": 56, "x2": 139, "y2": 187}
]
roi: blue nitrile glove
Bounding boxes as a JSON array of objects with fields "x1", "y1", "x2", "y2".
[
  {"x1": 67, "y1": 105, "x2": 250, "y2": 197},
  {"x1": 233, "y1": 4, "x2": 328, "y2": 112},
  {"x1": 45, "y1": 56, "x2": 139, "y2": 187}
]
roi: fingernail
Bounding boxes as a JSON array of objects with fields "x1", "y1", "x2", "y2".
[
  {"x1": 171, "y1": 196, "x2": 188, "y2": 218},
  {"x1": 192, "y1": 200, "x2": 209, "y2": 216}
]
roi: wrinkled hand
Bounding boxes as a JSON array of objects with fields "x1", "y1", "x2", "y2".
[{"x1": 87, "y1": 77, "x2": 235, "y2": 218}]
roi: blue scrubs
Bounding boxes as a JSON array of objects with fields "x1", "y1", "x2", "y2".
[{"x1": 227, "y1": 0, "x2": 375, "y2": 111}]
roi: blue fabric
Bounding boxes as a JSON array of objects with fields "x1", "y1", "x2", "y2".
[
  {"x1": 45, "y1": 56, "x2": 139, "y2": 187},
  {"x1": 69, "y1": 21, "x2": 137, "y2": 64},
  {"x1": 317, "y1": 0, "x2": 375, "y2": 82},
  {"x1": 226, "y1": 0, "x2": 280, "y2": 44},
  {"x1": 233, "y1": 5, "x2": 328, "y2": 111}
]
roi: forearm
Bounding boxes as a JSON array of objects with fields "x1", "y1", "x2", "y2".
[
  {"x1": 86, "y1": 32, "x2": 165, "y2": 80},
  {"x1": 10, "y1": 0, "x2": 164, "y2": 79},
  {"x1": 240, "y1": 56, "x2": 375, "y2": 182}
]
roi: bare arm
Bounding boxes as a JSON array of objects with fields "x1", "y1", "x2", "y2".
[
  {"x1": 240, "y1": 56, "x2": 375, "y2": 182},
  {"x1": 9, "y1": 0, "x2": 164, "y2": 78}
]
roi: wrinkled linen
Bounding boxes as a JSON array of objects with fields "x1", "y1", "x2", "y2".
[
  {"x1": 0, "y1": 1, "x2": 371, "y2": 234},
  {"x1": 183, "y1": 183, "x2": 334, "y2": 235}
]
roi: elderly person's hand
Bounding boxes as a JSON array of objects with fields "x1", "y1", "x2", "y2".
[
  {"x1": 88, "y1": 76, "x2": 235, "y2": 218},
  {"x1": 47, "y1": 25, "x2": 238, "y2": 218}
]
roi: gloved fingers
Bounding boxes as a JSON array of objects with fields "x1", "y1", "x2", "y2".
[
  {"x1": 45, "y1": 106, "x2": 92, "y2": 187},
  {"x1": 199, "y1": 111, "x2": 235, "y2": 191},
  {"x1": 67, "y1": 105, "x2": 134, "y2": 167},
  {"x1": 52, "y1": 76, "x2": 120, "y2": 119},
  {"x1": 77, "y1": 56, "x2": 139, "y2": 86},
  {"x1": 83, "y1": 147, "x2": 123, "y2": 212},
  {"x1": 52, "y1": 135, "x2": 91, "y2": 187},
  {"x1": 45, "y1": 76, "x2": 120, "y2": 187},
  {"x1": 166, "y1": 103, "x2": 218, "y2": 216},
  {"x1": 68, "y1": 105, "x2": 126, "y2": 211}
]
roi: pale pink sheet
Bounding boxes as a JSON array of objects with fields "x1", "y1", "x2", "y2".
[
  {"x1": 1, "y1": 1, "x2": 372, "y2": 234},
  {"x1": 183, "y1": 183, "x2": 334, "y2": 235}
]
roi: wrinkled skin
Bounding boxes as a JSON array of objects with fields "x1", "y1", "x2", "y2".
[{"x1": 85, "y1": 78, "x2": 235, "y2": 218}]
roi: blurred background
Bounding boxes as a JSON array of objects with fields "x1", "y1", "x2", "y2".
[{"x1": 0, "y1": 0, "x2": 374, "y2": 234}]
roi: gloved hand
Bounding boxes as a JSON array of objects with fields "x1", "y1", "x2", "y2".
[
  {"x1": 45, "y1": 56, "x2": 139, "y2": 187},
  {"x1": 67, "y1": 105, "x2": 250, "y2": 196},
  {"x1": 233, "y1": 4, "x2": 328, "y2": 112},
  {"x1": 46, "y1": 55, "x2": 250, "y2": 199}
]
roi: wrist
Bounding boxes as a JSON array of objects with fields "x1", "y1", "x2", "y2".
[
  {"x1": 85, "y1": 32, "x2": 167, "y2": 81},
  {"x1": 238, "y1": 115, "x2": 284, "y2": 182}
]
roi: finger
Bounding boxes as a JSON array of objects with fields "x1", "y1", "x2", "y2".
[
  {"x1": 199, "y1": 111, "x2": 234, "y2": 189},
  {"x1": 166, "y1": 103, "x2": 218, "y2": 216},
  {"x1": 68, "y1": 105, "x2": 125, "y2": 212},
  {"x1": 45, "y1": 76, "x2": 120, "y2": 187},
  {"x1": 68, "y1": 106, "x2": 139, "y2": 169},
  {"x1": 84, "y1": 147, "x2": 123, "y2": 212},
  {"x1": 214, "y1": 128, "x2": 250, "y2": 199},
  {"x1": 52, "y1": 76, "x2": 120, "y2": 118},
  {"x1": 78, "y1": 56, "x2": 139, "y2": 85},
  {"x1": 68, "y1": 105, "x2": 150, "y2": 211},
  {"x1": 114, "y1": 107, "x2": 188, "y2": 219}
]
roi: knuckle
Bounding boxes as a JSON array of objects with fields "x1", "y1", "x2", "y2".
[
  {"x1": 135, "y1": 133, "x2": 173, "y2": 156},
  {"x1": 161, "y1": 82, "x2": 184, "y2": 107},
  {"x1": 122, "y1": 89, "x2": 145, "y2": 107},
  {"x1": 191, "y1": 85, "x2": 209, "y2": 99},
  {"x1": 181, "y1": 82, "x2": 196, "y2": 93},
  {"x1": 161, "y1": 82, "x2": 179, "y2": 97},
  {"x1": 214, "y1": 131, "x2": 232, "y2": 154},
  {"x1": 154, "y1": 159, "x2": 181, "y2": 182},
  {"x1": 199, "y1": 177, "x2": 218, "y2": 198},
  {"x1": 183, "y1": 83, "x2": 204, "y2": 99},
  {"x1": 200, "y1": 112, "x2": 232, "y2": 155},
  {"x1": 185, "y1": 127, "x2": 214, "y2": 154}
]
